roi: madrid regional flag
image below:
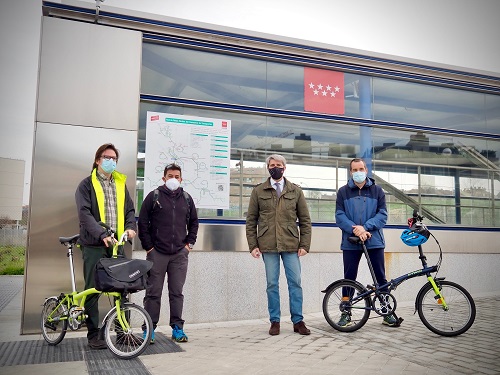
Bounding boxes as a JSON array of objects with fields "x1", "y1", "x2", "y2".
[{"x1": 304, "y1": 67, "x2": 344, "y2": 115}]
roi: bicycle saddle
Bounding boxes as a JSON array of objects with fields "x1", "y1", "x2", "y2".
[{"x1": 59, "y1": 234, "x2": 80, "y2": 245}]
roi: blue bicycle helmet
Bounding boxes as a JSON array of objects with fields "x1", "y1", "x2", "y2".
[{"x1": 400, "y1": 224, "x2": 430, "y2": 247}]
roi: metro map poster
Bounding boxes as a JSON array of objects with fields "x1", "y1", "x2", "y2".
[{"x1": 144, "y1": 111, "x2": 231, "y2": 209}]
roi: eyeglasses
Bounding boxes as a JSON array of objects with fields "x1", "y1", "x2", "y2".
[{"x1": 101, "y1": 155, "x2": 118, "y2": 162}]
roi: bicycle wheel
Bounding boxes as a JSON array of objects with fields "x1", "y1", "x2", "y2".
[
  {"x1": 322, "y1": 279, "x2": 371, "y2": 332},
  {"x1": 104, "y1": 302, "x2": 152, "y2": 359},
  {"x1": 40, "y1": 296, "x2": 68, "y2": 345},
  {"x1": 417, "y1": 280, "x2": 476, "y2": 336}
]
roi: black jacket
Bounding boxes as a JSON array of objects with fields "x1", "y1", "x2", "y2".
[
  {"x1": 138, "y1": 185, "x2": 199, "y2": 254},
  {"x1": 75, "y1": 172, "x2": 136, "y2": 247}
]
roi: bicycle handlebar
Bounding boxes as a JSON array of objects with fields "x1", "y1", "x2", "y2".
[
  {"x1": 412, "y1": 209, "x2": 424, "y2": 222},
  {"x1": 97, "y1": 221, "x2": 129, "y2": 245}
]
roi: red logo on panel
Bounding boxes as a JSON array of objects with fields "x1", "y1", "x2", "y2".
[
  {"x1": 304, "y1": 67, "x2": 345, "y2": 115},
  {"x1": 150, "y1": 115, "x2": 160, "y2": 121},
  {"x1": 222, "y1": 121, "x2": 228, "y2": 128}
]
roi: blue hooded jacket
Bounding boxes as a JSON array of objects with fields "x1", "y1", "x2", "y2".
[{"x1": 335, "y1": 177, "x2": 387, "y2": 251}]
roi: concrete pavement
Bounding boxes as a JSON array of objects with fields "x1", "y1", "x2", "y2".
[{"x1": 0, "y1": 276, "x2": 499, "y2": 375}]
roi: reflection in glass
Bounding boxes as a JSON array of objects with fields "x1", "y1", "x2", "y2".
[
  {"x1": 137, "y1": 103, "x2": 500, "y2": 226},
  {"x1": 372, "y1": 77, "x2": 498, "y2": 135}
]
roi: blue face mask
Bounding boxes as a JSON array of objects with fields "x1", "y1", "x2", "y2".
[
  {"x1": 101, "y1": 158, "x2": 117, "y2": 174},
  {"x1": 352, "y1": 171, "x2": 367, "y2": 183}
]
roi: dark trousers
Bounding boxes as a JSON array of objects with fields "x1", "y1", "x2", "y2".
[
  {"x1": 144, "y1": 248, "x2": 189, "y2": 330},
  {"x1": 81, "y1": 244, "x2": 113, "y2": 339},
  {"x1": 342, "y1": 248, "x2": 388, "y2": 295}
]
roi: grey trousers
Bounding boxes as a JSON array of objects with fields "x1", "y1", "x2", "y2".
[{"x1": 144, "y1": 247, "x2": 189, "y2": 329}]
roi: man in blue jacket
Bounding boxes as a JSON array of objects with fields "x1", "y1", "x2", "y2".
[{"x1": 335, "y1": 158, "x2": 398, "y2": 327}]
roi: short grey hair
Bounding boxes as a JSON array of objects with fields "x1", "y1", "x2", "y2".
[{"x1": 266, "y1": 154, "x2": 287, "y2": 167}]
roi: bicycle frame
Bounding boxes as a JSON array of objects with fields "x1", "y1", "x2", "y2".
[
  {"x1": 45, "y1": 227, "x2": 130, "y2": 331},
  {"x1": 322, "y1": 211, "x2": 475, "y2": 336},
  {"x1": 348, "y1": 239, "x2": 448, "y2": 312},
  {"x1": 42, "y1": 223, "x2": 153, "y2": 358}
]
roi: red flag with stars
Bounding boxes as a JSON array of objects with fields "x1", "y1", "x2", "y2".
[{"x1": 304, "y1": 67, "x2": 344, "y2": 115}]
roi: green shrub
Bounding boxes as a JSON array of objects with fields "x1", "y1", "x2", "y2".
[
  {"x1": 1, "y1": 266, "x2": 24, "y2": 275},
  {"x1": 0, "y1": 245, "x2": 25, "y2": 275}
]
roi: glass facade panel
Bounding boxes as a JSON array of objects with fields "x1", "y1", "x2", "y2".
[
  {"x1": 373, "y1": 77, "x2": 493, "y2": 134},
  {"x1": 142, "y1": 44, "x2": 268, "y2": 106},
  {"x1": 139, "y1": 43, "x2": 500, "y2": 227},
  {"x1": 143, "y1": 43, "x2": 499, "y2": 138},
  {"x1": 139, "y1": 102, "x2": 500, "y2": 226},
  {"x1": 485, "y1": 94, "x2": 500, "y2": 135},
  {"x1": 372, "y1": 127, "x2": 499, "y2": 170}
]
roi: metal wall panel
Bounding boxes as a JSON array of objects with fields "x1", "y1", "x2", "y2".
[
  {"x1": 23, "y1": 123, "x2": 137, "y2": 333},
  {"x1": 36, "y1": 17, "x2": 141, "y2": 130},
  {"x1": 192, "y1": 224, "x2": 500, "y2": 254},
  {"x1": 24, "y1": 16, "x2": 142, "y2": 334}
]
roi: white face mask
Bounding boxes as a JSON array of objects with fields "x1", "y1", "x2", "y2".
[{"x1": 165, "y1": 178, "x2": 180, "y2": 191}]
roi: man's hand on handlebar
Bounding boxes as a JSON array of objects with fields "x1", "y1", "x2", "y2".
[
  {"x1": 125, "y1": 229, "x2": 136, "y2": 239},
  {"x1": 103, "y1": 236, "x2": 117, "y2": 247},
  {"x1": 352, "y1": 225, "x2": 371, "y2": 242},
  {"x1": 358, "y1": 231, "x2": 371, "y2": 242}
]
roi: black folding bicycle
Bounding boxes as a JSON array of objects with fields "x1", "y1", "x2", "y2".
[{"x1": 322, "y1": 211, "x2": 476, "y2": 336}]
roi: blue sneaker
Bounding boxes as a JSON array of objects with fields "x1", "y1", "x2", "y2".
[
  {"x1": 171, "y1": 325, "x2": 188, "y2": 342},
  {"x1": 142, "y1": 329, "x2": 155, "y2": 344}
]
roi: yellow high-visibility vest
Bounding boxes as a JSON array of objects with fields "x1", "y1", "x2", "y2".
[{"x1": 91, "y1": 168, "x2": 127, "y2": 238}]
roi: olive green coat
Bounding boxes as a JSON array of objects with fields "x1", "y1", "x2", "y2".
[{"x1": 246, "y1": 178, "x2": 312, "y2": 253}]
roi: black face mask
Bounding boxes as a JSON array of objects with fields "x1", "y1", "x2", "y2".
[{"x1": 268, "y1": 167, "x2": 284, "y2": 180}]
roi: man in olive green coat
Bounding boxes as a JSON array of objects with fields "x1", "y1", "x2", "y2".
[{"x1": 246, "y1": 154, "x2": 312, "y2": 336}]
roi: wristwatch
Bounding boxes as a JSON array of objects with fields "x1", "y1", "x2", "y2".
[{"x1": 188, "y1": 243, "x2": 194, "y2": 250}]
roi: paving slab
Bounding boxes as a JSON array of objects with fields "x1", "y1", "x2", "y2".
[{"x1": 0, "y1": 276, "x2": 498, "y2": 375}]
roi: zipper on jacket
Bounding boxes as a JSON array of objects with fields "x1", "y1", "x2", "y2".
[{"x1": 171, "y1": 198, "x2": 176, "y2": 253}]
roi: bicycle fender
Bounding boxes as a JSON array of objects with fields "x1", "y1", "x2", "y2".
[
  {"x1": 321, "y1": 279, "x2": 367, "y2": 294},
  {"x1": 43, "y1": 295, "x2": 60, "y2": 303},
  {"x1": 100, "y1": 301, "x2": 137, "y2": 327},
  {"x1": 101, "y1": 305, "x2": 117, "y2": 329}
]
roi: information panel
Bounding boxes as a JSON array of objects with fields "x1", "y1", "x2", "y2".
[{"x1": 144, "y1": 112, "x2": 231, "y2": 209}]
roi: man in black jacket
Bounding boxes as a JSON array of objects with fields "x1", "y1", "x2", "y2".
[
  {"x1": 138, "y1": 163, "x2": 199, "y2": 343},
  {"x1": 75, "y1": 143, "x2": 137, "y2": 349}
]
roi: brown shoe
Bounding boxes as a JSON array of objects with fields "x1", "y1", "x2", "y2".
[
  {"x1": 293, "y1": 321, "x2": 311, "y2": 335},
  {"x1": 269, "y1": 321, "x2": 280, "y2": 335},
  {"x1": 88, "y1": 336, "x2": 107, "y2": 350}
]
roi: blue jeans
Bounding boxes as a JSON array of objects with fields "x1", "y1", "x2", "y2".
[{"x1": 262, "y1": 252, "x2": 303, "y2": 324}]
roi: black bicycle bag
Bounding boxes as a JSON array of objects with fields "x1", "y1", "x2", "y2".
[{"x1": 94, "y1": 257, "x2": 153, "y2": 293}]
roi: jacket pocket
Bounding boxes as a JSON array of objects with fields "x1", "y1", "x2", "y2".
[
  {"x1": 283, "y1": 194, "x2": 296, "y2": 210},
  {"x1": 287, "y1": 224, "x2": 299, "y2": 239},
  {"x1": 257, "y1": 225, "x2": 269, "y2": 238},
  {"x1": 258, "y1": 195, "x2": 273, "y2": 211}
]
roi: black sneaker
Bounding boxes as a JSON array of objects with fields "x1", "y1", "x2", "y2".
[
  {"x1": 88, "y1": 336, "x2": 107, "y2": 350},
  {"x1": 337, "y1": 312, "x2": 353, "y2": 327},
  {"x1": 382, "y1": 314, "x2": 399, "y2": 327}
]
